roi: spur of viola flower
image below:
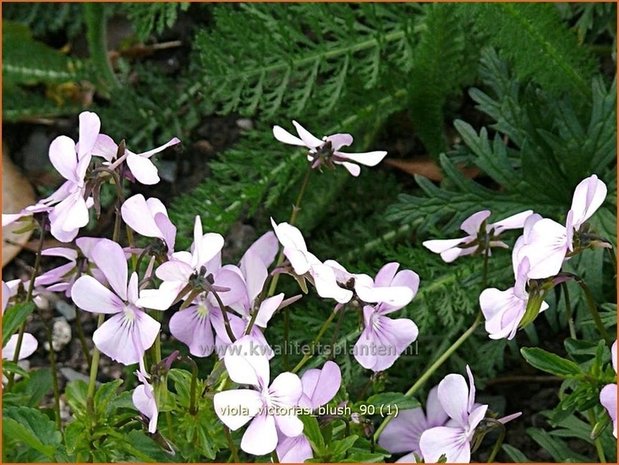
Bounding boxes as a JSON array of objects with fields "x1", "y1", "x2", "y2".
[
  {"x1": 273, "y1": 120, "x2": 387, "y2": 177},
  {"x1": 214, "y1": 336, "x2": 304, "y2": 456},
  {"x1": 2, "y1": 112, "x2": 103, "y2": 242},
  {"x1": 423, "y1": 209, "x2": 533, "y2": 263},
  {"x1": 514, "y1": 174, "x2": 607, "y2": 280},
  {"x1": 419, "y1": 366, "x2": 521, "y2": 463},
  {"x1": 121, "y1": 194, "x2": 176, "y2": 258},
  {"x1": 600, "y1": 340, "x2": 617, "y2": 438},
  {"x1": 277, "y1": 361, "x2": 342, "y2": 463},
  {"x1": 378, "y1": 385, "x2": 448, "y2": 462},
  {"x1": 138, "y1": 216, "x2": 244, "y2": 312},
  {"x1": 2, "y1": 282, "x2": 39, "y2": 363},
  {"x1": 71, "y1": 239, "x2": 162, "y2": 367},
  {"x1": 132, "y1": 369, "x2": 159, "y2": 434}
]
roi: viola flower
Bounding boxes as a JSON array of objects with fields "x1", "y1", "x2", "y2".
[
  {"x1": 600, "y1": 340, "x2": 617, "y2": 438},
  {"x1": 354, "y1": 302, "x2": 419, "y2": 372},
  {"x1": 271, "y1": 218, "x2": 353, "y2": 304},
  {"x1": 514, "y1": 175, "x2": 607, "y2": 279},
  {"x1": 71, "y1": 240, "x2": 161, "y2": 366},
  {"x1": 277, "y1": 361, "x2": 342, "y2": 463},
  {"x1": 378, "y1": 386, "x2": 448, "y2": 462},
  {"x1": 3, "y1": 112, "x2": 101, "y2": 242},
  {"x1": 132, "y1": 370, "x2": 158, "y2": 433},
  {"x1": 138, "y1": 216, "x2": 244, "y2": 311},
  {"x1": 273, "y1": 120, "x2": 387, "y2": 176},
  {"x1": 2, "y1": 282, "x2": 38, "y2": 362},
  {"x1": 214, "y1": 336, "x2": 304, "y2": 456},
  {"x1": 121, "y1": 194, "x2": 176, "y2": 256},
  {"x1": 92, "y1": 133, "x2": 181, "y2": 185},
  {"x1": 480, "y1": 256, "x2": 549, "y2": 340},
  {"x1": 423, "y1": 210, "x2": 533, "y2": 263},
  {"x1": 419, "y1": 366, "x2": 520, "y2": 463}
]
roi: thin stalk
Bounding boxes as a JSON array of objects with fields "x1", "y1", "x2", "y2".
[
  {"x1": 224, "y1": 426, "x2": 239, "y2": 462},
  {"x1": 211, "y1": 290, "x2": 237, "y2": 343},
  {"x1": 587, "y1": 410, "x2": 607, "y2": 463},
  {"x1": 292, "y1": 308, "x2": 339, "y2": 373},
  {"x1": 577, "y1": 279, "x2": 612, "y2": 344},
  {"x1": 44, "y1": 321, "x2": 62, "y2": 431},
  {"x1": 283, "y1": 306, "x2": 290, "y2": 370},
  {"x1": 562, "y1": 282, "x2": 577, "y2": 340},
  {"x1": 184, "y1": 356, "x2": 199, "y2": 415},
  {"x1": 86, "y1": 313, "x2": 105, "y2": 417},
  {"x1": 374, "y1": 313, "x2": 482, "y2": 441},
  {"x1": 83, "y1": 3, "x2": 119, "y2": 94},
  {"x1": 7, "y1": 229, "x2": 45, "y2": 389},
  {"x1": 487, "y1": 422, "x2": 506, "y2": 462},
  {"x1": 74, "y1": 309, "x2": 92, "y2": 365},
  {"x1": 482, "y1": 248, "x2": 489, "y2": 289}
]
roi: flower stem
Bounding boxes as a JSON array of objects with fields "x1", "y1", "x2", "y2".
[
  {"x1": 576, "y1": 279, "x2": 612, "y2": 344},
  {"x1": 224, "y1": 426, "x2": 239, "y2": 462},
  {"x1": 292, "y1": 308, "x2": 339, "y2": 373},
  {"x1": 373, "y1": 312, "x2": 482, "y2": 441},
  {"x1": 86, "y1": 313, "x2": 105, "y2": 418},
  {"x1": 74, "y1": 309, "x2": 92, "y2": 365},
  {"x1": 587, "y1": 410, "x2": 607, "y2": 463},
  {"x1": 562, "y1": 282, "x2": 577, "y2": 340},
  {"x1": 44, "y1": 321, "x2": 62, "y2": 431},
  {"x1": 487, "y1": 421, "x2": 506, "y2": 462},
  {"x1": 211, "y1": 290, "x2": 237, "y2": 343}
]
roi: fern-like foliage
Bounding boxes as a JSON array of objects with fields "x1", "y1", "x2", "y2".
[
  {"x1": 193, "y1": 3, "x2": 422, "y2": 118},
  {"x1": 465, "y1": 3, "x2": 598, "y2": 98},
  {"x1": 3, "y1": 3, "x2": 86, "y2": 39},
  {"x1": 122, "y1": 2, "x2": 190, "y2": 41},
  {"x1": 386, "y1": 48, "x2": 616, "y2": 240}
]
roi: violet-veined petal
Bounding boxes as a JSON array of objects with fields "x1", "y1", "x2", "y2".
[
  {"x1": 72, "y1": 275, "x2": 124, "y2": 314},
  {"x1": 91, "y1": 240, "x2": 128, "y2": 300},
  {"x1": 169, "y1": 305, "x2": 215, "y2": 357},
  {"x1": 214, "y1": 389, "x2": 263, "y2": 430},
  {"x1": 419, "y1": 426, "x2": 470, "y2": 463},
  {"x1": 437, "y1": 374, "x2": 470, "y2": 428}
]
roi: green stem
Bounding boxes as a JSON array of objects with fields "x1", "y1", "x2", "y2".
[
  {"x1": 44, "y1": 321, "x2": 62, "y2": 431},
  {"x1": 74, "y1": 309, "x2": 92, "y2": 365},
  {"x1": 224, "y1": 426, "x2": 239, "y2": 462},
  {"x1": 482, "y1": 248, "x2": 489, "y2": 289},
  {"x1": 292, "y1": 308, "x2": 339, "y2": 373},
  {"x1": 211, "y1": 290, "x2": 237, "y2": 343},
  {"x1": 83, "y1": 3, "x2": 119, "y2": 94},
  {"x1": 577, "y1": 279, "x2": 612, "y2": 344},
  {"x1": 7, "y1": 229, "x2": 45, "y2": 390},
  {"x1": 487, "y1": 421, "x2": 506, "y2": 462},
  {"x1": 86, "y1": 314, "x2": 105, "y2": 417},
  {"x1": 373, "y1": 312, "x2": 482, "y2": 441},
  {"x1": 587, "y1": 410, "x2": 607, "y2": 463},
  {"x1": 184, "y1": 356, "x2": 199, "y2": 415},
  {"x1": 562, "y1": 282, "x2": 577, "y2": 340}
]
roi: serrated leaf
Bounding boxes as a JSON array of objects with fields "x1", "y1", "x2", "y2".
[{"x1": 3, "y1": 406, "x2": 62, "y2": 460}]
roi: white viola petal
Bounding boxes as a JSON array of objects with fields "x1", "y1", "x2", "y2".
[
  {"x1": 517, "y1": 218, "x2": 568, "y2": 279},
  {"x1": 338, "y1": 161, "x2": 361, "y2": 177},
  {"x1": 292, "y1": 121, "x2": 324, "y2": 148},
  {"x1": 465, "y1": 366, "x2": 477, "y2": 413},
  {"x1": 480, "y1": 287, "x2": 525, "y2": 340},
  {"x1": 468, "y1": 404, "x2": 488, "y2": 431},
  {"x1": 241, "y1": 413, "x2": 278, "y2": 456},
  {"x1": 2, "y1": 282, "x2": 11, "y2": 313},
  {"x1": 137, "y1": 281, "x2": 184, "y2": 311},
  {"x1": 274, "y1": 413, "x2": 304, "y2": 438},
  {"x1": 378, "y1": 407, "x2": 427, "y2": 455},
  {"x1": 49, "y1": 135, "x2": 79, "y2": 183},
  {"x1": 213, "y1": 389, "x2": 263, "y2": 430},
  {"x1": 134, "y1": 137, "x2": 180, "y2": 159},
  {"x1": 373, "y1": 262, "x2": 400, "y2": 287},
  {"x1": 419, "y1": 426, "x2": 470, "y2": 463},
  {"x1": 224, "y1": 336, "x2": 270, "y2": 387},
  {"x1": 211, "y1": 267, "x2": 247, "y2": 306},
  {"x1": 133, "y1": 384, "x2": 158, "y2": 433},
  {"x1": 270, "y1": 219, "x2": 308, "y2": 253},
  {"x1": 422, "y1": 237, "x2": 467, "y2": 254},
  {"x1": 460, "y1": 210, "x2": 491, "y2": 235},
  {"x1": 570, "y1": 174, "x2": 607, "y2": 229},
  {"x1": 269, "y1": 372, "x2": 303, "y2": 407},
  {"x1": 72, "y1": 276, "x2": 123, "y2": 314},
  {"x1": 91, "y1": 134, "x2": 118, "y2": 161},
  {"x1": 363, "y1": 315, "x2": 418, "y2": 372},
  {"x1": 600, "y1": 384, "x2": 617, "y2": 438},
  {"x1": 491, "y1": 210, "x2": 533, "y2": 233},
  {"x1": 255, "y1": 294, "x2": 284, "y2": 328},
  {"x1": 273, "y1": 125, "x2": 307, "y2": 147},
  {"x1": 155, "y1": 259, "x2": 193, "y2": 282},
  {"x1": 612, "y1": 340, "x2": 617, "y2": 373},
  {"x1": 3, "y1": 333, "x2": 38, "y2": 360},
  {"x1": 154, "y1": 213, "x2": 176, "y2": 253},
  {"x1": 127, "y1": 273, "x2": 140, "y2": 304},
  {"x1": 426, "y1": 385, "x2": 449, "y2": 427},
  {"x1": 325, "y1": 133, "x2": 353, "y2": 151},
  {"x1": 121, "y1": 194, "x2": 164, "y2": 238},
  {"x1": 277, "y1": 434, "x2": 313, "y2": 463},
  {"x1": 126, "y1": 153, "x2": 160, "y2": 185},
  {"x1": 357, "y1": 285, "x2": 414, "y2": 309},
  {"x1": 335, "y1": 150, "x2": 387, "y2": 167},
  {"x1": 91, "y1": 240, "x2": 128, "y2": 300},
  {"x1": 395, "y1": 452, "x2": 419, "y2": 463},
  {"x1": 240, "y1": 250, "x2": 268, "y2": 303},
  {"x1": 77, "y1": 111, "x2": 101, "y2": 158},
  {"x1": 440, "y1": 245, "x2": 471, "y2": 263},
  {"x1": 195, "y1": 233, "x2": 225, "y2": 269},
  {"x1": 243, "y1": 231, "x2": 279, "y2": 268},
  {"x1": 311, "y1": 263, "x2": 353, "y2": 304},
  {"x1": 41, "y1": 247, "x2": 78, "y2": 261},
  {"x1": 391, "y1": 269, "x2": 420, "y2": 298},
  {"x1": 437, "y1": 374, "x2": 470, "y2": 428},
  {"x1": 169, "y1": 305, "x2": 215, "y2": 357},
  {"x1": 301, "y1": 360, "x2": 341, "y2": 409}
]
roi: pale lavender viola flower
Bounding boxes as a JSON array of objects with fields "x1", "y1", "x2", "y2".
[
  {"x1": 600, "y1": 340, "x2": 617, "y2": 438},
  {"x1": 138, "y1": 216, "x2": 244, "y2": 311},
  {"x1": 214, "y1": 336, "x2": 304, "y2": 456},
  {"x1": 514, "y1": 175, "x2": 607, "y2": 279},
  {"x1": 2, "y1": 282, "x2": 38, "y2": 362},
  {"x1": 3, "y1": 112, "x2": 101, "y2": 242},
  {"x1": 271, "y1": 218, "x2": 353, "y2": 304},
  {"x1": 277, "y1": 361, "x2": 342, "y2": 463},
  {"x1": 273, "y1": 120, "x2": 387, "y2": 177},
  {"x1": 132, "y1": 370, "x2": 158, "y2": 433},
  {"x1": 379, "y1": 386, "x2": 448, "y2": 462},
  {"x1": 71, "y1": 240, "x2": 161, "y2": 366},
  {"x1": 423, "y1": 210, "x2": 533, "y2": 263},
  {"x1": 121, "y1": 194, "x2": 176, "y2": 255},
  {"x1": 419, "y1": 366, "x2": 520, "y2": 463},
  {"x1": 480, "y1": 255, "x2": 549, "y2": 340},
  {"x1": 92, "y1": 133, "x2": 180, "y2": 185}
]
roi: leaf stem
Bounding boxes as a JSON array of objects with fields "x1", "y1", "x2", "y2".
[
  {"x1": 292, "y1": 307, "x2": 339, "y2": 373},
  {"x1": 373, "y1": 312, "x2": 482, "y2": 441}
]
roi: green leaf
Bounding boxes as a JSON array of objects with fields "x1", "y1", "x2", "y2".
[
  {"x1": 520, "y1": 347, "x2": 582, "y2": 378},
  {"x1": 502, "y1": 443, "x2": 531, "y2": 462},
  {"x1": 65, "y1": 380, "x2": 88, "y2": 416},
  {"x1": 299, "y1": 415, "x2": 325, "y2": 454},
  {"x1": 3, "y1": 406, "x2": 62, "y2": 460},
  {"x1": 329, "y1": 435, "x2": 359, "y2": 460},
  {"x1": 364, "y1": 392, "x2": 421, "y2": 413},
  {"x1": 2, "y1": 301, "x2": 35, "y2": 346},
  {"x1": 8, "y1": 368, "x2": 53, "y2": 407},
  {"x1": 527, "y1": 427, "x2": 590, "y2": 462},
  {"x1": 94, "y1": 379, "x2": 124, "y2": 416}
]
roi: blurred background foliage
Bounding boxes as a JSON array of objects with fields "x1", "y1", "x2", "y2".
[{"x1": 2, "y1": 3, "x2": 617, "y2": 461}]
